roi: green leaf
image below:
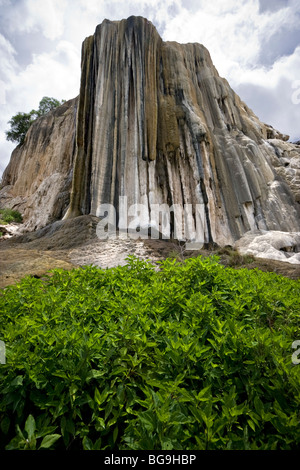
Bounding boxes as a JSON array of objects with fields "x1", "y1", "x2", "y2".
[
  {"x1": 93, "y1": 438, "x2": 102, "y2": 450},
  {"x1": 16, "y1": 424, "x2": 25, "y2": 440},
  {"x1": 95, "y1": 417, "x2": 105, "y2": 431},
  {"x1": 254, "y1": 396, "x2": 264, "y2": 417},
  {"x1": 39, "y1": 434, "x2": 61, "y2": 449},
  {"x1": 11, "y1": 375, "x2": 24, "y2": 387},
  {"x1": 25, "y1": 415, "x2": 36, "y2": 441},
  {"x1": 247, "y1": 419, "x2": 256, "y2": 431},
  {"x1": 105, "y1": 401, "x2": 113, "y2": 421},
  {"x1": 1, "y1": 416, "x2": 10, "y2": 435},
  {"x1": 161, "y1": 438, "x2": 173, "y2": 450},
  {"x1": 138, "y1": 411, "x2": 157, "y2": 432},
  {"x1": 82, "y1": 436, "x2": 93, "y2": 450},
  {"x1": 189, "y1": 406, "x2": 203, "y2": 423},
  {"x1": 113, "y1": 426, "x2": 118, "y2": 443},
  {"x1": 86, "y1": 369, "x2": 105, "y2": 382},
  {"x1": 196, "y1": 386, "x2": 212, "y2": 402},
  {"x1": 94, "y1": 387, "x2": 111, "y2": 407}
]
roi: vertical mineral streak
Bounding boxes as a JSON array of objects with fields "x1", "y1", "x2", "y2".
[
  {"x1": 68, "y1": 35, "x2": 95, "y2": 217},
  {"x1": 66, "y1": 17, "x2": 161, "y2": 219}
]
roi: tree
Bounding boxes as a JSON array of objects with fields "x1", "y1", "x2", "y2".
[
  {"x1": 36, "y1": 96, "x2": 64, "y2": 117},
  {"x1": 5, "y1": 97, "x2": 65, "y2": 145},
  {"x1": 5, "y1": 111, "x2": 36, "y2": 145}
]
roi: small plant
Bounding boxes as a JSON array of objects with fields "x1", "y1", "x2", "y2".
[
  {"x1": 5, "y1": 414, "x2": 61, "y2": 450},
  {"x1": 0, "y1": 208, "x2": 23, "y2": 225},
  {"x1": 228, "y1": 251, "x2": 255, "y2": 266},
  {"x1": 216, "y1": 246, "x2": 235, "y2": 256},
  {"x1": 216, "y1": 247, "x2": 255, "y2": 266},
  {"x1": 168, "y1": 240, "x2": 190, "y2": 261}
]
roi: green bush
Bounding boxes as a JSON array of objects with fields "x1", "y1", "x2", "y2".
[
  {"x1": 0, "y1": 209, "x2": 23, "y2": 225},
  {"x1": 0, "y1": 256, "x2": 299, "y2": 450}
]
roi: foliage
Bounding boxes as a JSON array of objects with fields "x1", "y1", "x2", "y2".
[
  {"x1": 0, "y1": 208, "x2": 23, "y2": 225},
  {"x1": 5, "y1": 97, "x2": 65, "y2": 145},
  {"x1": 5, "y1": 112, "x2": 35, "y2": 146},
  {"x1": 0, "y1": 255, "x2": 299, "y2": 450},
  {"x1": 226, "y1": 251, "x2": 255, "y2": 267},
  {"x1": 36, "y1": 97, "x2": 63, "y2": 117}
]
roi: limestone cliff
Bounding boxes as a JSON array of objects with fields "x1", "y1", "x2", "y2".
[
  {"x1": 1, "y1": 16, "x2": 299, "y2": 245},
  {"x1": 0, "y1": 98, "x2": 77, "y2": 230},
  {"x1": 65, "y1": 16, "x2": 300, "y2": 245}
]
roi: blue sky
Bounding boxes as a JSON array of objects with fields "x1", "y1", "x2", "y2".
[{"x1": 1, "y1": 0, "x2": 300, "y2": 176}]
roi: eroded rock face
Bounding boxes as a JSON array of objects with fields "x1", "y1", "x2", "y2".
[
  {"x1": 0, "y1": 98, "x2": 77, "y2": 231},
  {"x1": 1, "y1": 16, "x2": 299, "y2": 246},
  {"x1": 267, "y1": 139, "x2": 300, "y2": 204},
  {"x1": 65, "y1": 16, "x2": 300, "y2": 245}
]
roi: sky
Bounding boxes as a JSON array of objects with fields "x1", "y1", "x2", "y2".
[{"x1": 0, "y1": 0, "x2": 300, "y2": 177}]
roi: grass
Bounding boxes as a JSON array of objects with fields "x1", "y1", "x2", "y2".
[
  {"x1": 169, "y1": 243, "x2": 255, "y2": 267},
  {"x1": 216, "y1": 247, "x2": 255, "y2": 266}
]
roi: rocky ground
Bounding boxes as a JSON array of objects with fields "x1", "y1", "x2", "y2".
[{"x1": 1, "y1": 215, "x2": 300, "y2": 290}]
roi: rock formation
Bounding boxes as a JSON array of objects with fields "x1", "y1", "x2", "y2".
[
  {"x1": 1, "y1": 16, "x2": 300, "y2": 248},
  {"x1": 0, "y1": 98, "x2": 77, "y2": 231},
  {"x1": 235, "y1": 230, "x2": 300, "y2": 265}
]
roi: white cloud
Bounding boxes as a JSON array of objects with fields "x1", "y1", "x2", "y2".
[
  {"x1": 1, "y1": 0, "x2": 300, "y2": 178},
  {"x1": 161, "y1": 0, "x2": 300, "y2": 140},
  {"x1": 231, "y1": 45, "x2": 300, "y2": 93},
  {"x1": 7, "y1": 40, "x2": 81, "y2": 107},
  {"x1": 234, "y1": 46, "x2": 300, "y2": 140},
  {"x1": 0, "y1": 33, "x2": 19, "y2": 82},
  {"x1": 27, "y1": 0, "x2": 67, "y2": 40},
  {"x1": 162, "y1": 0, "x2": 298, "y2": 76},
  {"x1": 6, "y1": 0, "x2": 67, "y2": 40},
  {"x1": 0, "y1": 36, "x2": 80, "y2": 175}
]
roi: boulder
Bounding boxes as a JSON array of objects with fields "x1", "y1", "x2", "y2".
[{"x1": 235, "y1": 230, "x2": 300, "y2": 264}]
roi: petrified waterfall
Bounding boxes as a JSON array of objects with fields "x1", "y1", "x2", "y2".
[
  {"x1": 65, "y1": 16, "x2": 299, "y2": 245},
  {"x1": 1, "y1": 16, "x2": 300, "y2": 246}
]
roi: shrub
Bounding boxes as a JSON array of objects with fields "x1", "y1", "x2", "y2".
[
  {"x1": 0, "y1": 256, "x2": 299, "y2": 450},
  {"x1": 216, "y1": 247, "x2": 255, "y2": 266},
  {"x1": 0, "y1": 209, "x2": 23, "y2": 225},
  {"x1": 227, "y1": 251, "x2": 255, "y2": 266}
]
